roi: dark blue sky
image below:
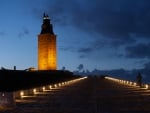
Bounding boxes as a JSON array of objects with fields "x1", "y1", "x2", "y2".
[{"x1": 0, "y1": 0, "x2": 150, "y2": 73}]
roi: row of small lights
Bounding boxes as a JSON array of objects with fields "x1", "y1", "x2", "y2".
[
  {"x1": 19, "y1": 76, "x2": 87, "y2": 98},
  {"x1": 105, "y1": 76, "x2": 149, "y2": 89}
]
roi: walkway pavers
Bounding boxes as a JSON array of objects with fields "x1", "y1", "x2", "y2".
[{"x1": 1, "y1": 77, "x2": 150, "y2": 113}]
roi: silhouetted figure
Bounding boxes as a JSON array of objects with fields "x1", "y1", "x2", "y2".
[
  {"x1": 14, "y1": 66, "x2": 16, "y2": 70},
  {"x1": 136, "y1": 72, "x2": 142, "y2": 87}
]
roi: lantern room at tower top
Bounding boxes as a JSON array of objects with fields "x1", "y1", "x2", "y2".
[{"x1": 38, "y1": 13, "x2": 57, "y2": 70}]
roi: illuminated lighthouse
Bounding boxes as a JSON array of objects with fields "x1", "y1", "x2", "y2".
[{"x1": 38, "y1": 13, "x2": 57, "y2": 70}]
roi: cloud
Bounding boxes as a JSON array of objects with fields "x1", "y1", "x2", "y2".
[
  {"x1": 59, "y1": 46, "x2": 76, "y2": 52},
  {"x1": 60, "y1": 46, "x2": 93, "y2": 53},
  {"x1": 79, "y1": 55, "x2": 86, "y2": 59},
  {"x1": 74, "y1": 61, "x2": 150, "y2": 82},
  {"x1": 18, "y1": 27, "x2": 29, "y2": 38},
  {"x1": 78, "y1": 47, "x2": 93, "y2": 53},
  {"x1": 125, "y1": 43, "x2": 150, "y2": 59},
  {"x1": 74, "y1": 67, "x2": 137, "y2": 81},
  {"x1": 41, "y1": 0, "x2": 150, "y2": 46},
  {"x1": 144, "y1": 62, "x2": 150, "y2": 69},
  {"x1": 139, "y1": 61, "x2": 150, "y2": 81},
  {"x1": 0, "y1": 31, "x2": 5, "y2": 36},
  {"x1": 77, "y1": 47, "x2": 93, "y2": 58},
  {"x1": 77, "y1": 64, "x2": 84, "y2": 71},
  {"x1": 59, "y1": 46, "x2": 94, "y2": 59}
]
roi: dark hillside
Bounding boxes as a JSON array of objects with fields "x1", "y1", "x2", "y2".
[{"x1": 0, "y1": 70, "x2": 79, "y2": 92}]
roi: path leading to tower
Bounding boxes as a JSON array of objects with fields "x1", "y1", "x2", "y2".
[{"x1": 1, "y1": 77, "x2": 150, "y2": 113}]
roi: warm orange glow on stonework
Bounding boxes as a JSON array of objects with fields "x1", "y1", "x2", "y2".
[{"x1": 38, "y1": 33, "x2": 57, "y2": 70}]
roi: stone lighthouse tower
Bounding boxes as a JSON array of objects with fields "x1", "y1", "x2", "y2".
[{"x1": 38, "y1": 13, "x2": 57, "y2": 70}]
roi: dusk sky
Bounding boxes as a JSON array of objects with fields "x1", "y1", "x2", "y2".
[{"x1": 0, "y1": 0, "x2": 150, "y2": 73}]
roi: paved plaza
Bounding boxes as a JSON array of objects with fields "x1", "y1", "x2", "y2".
[{"x1": 1, "y1": 77, "x2": 150, "y2": 113}]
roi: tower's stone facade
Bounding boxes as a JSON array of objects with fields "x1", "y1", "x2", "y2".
[{"x1": 38, "y1": 13, "x2": 57, "y2": 70}]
